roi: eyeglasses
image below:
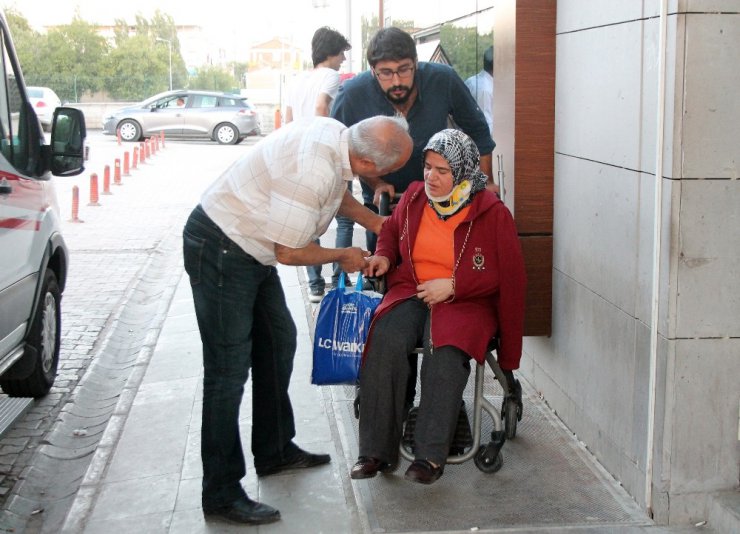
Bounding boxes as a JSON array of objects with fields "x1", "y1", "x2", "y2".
[{"x1": 374, "y1": 64, "x2": 415, "y2": 81}]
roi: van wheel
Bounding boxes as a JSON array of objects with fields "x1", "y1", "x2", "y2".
[{"x1": 1, "y1": 270, "x2": 61, "y2": 398}]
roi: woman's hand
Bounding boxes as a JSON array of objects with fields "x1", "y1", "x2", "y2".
[
  {"x1": 362, "y1": 255, "x2": 390, "y2": 278},
  {"x1": 416, "y1": 278, "x2": 454, "y2": 305}
]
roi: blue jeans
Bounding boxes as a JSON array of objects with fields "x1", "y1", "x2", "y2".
[
  {"x1": 332, "y1": 214, "x2": 354, "y2": 284},
  {"x1": 183, "y1": 205, "x2": 298, "y2": 508},
  {"x1": 330, "y1": 182, "x2": 355, "y2": 284},
  {"x1": 307, "y1": 238, "x2": 325, "y2": 292}
]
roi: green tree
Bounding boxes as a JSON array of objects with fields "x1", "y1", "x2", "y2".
[
  {"x1": 439, "y1": 25, "x2": 492, "y2": 81},
  {"x1": 103, "y1": 34, "x2": 169, "y2": 100},
  {"x1": 189, "y1": 66, "x2": 238, "y2": 93},
  {"x1": 230, "y1": 61, "x2": 249, "y2": 89},
  {"x1": 5, "y1": 8, "x2": 39, "y2": 64},
  {"x1": 33, "y1": 16, "x2": 109, "y2": 102},
  {"x1": 5, "y1": 7, "x2": 238, "y2": 101},
  {"x1": 138, "y1": 11, "x2": 188, "y2": 90},
  {"x1": 6, "y1": 10, "x2": 51, "y2": 94},
  {"x1": 360, "y1": 14, "x2": 380, "y2": 71},
  {"x1": 105, "y1": 12, "x2": 187, "y2": 98}
]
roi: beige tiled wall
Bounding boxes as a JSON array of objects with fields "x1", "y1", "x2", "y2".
[{"x1": 525, "y1": 1, "x2": 740, "y2": 525}]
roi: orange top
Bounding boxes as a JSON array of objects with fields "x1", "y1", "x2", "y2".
[{"x1": 412, "y1": 203, "x2": 471, "y2": 283}]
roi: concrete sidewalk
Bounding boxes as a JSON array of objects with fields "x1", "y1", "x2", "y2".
[
  {"x1": 60, "y1": 257, "x2": 716, "y2": 533},
  {"x1": 55, "y1": 244, "x2": 712, "y2": 534}
]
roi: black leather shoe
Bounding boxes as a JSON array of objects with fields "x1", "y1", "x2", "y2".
[
  {"x1": 404, "y1": 459, "x2": 444, "y2": 485},
  {"x1": 350, "y1": 456, "x2": 398, "y2": 479},
  {"x1": 203, "y1": 497, "x2": 280, "y2": 525},
  {"x1": 256, "y1": 447, "x2": 331, "y2": 477}
]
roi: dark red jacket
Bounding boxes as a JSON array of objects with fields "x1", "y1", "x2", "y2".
[{"x1": 366, "y1": 181, "x2": 527, "y2": 369}]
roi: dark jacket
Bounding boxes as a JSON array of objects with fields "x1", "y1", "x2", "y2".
[
  {"x1": 331, "y1": 62, "x2": 494, "y2": 204},
  {"x1": 366, "y1": 181, "x2": 526, "y2": 369}
]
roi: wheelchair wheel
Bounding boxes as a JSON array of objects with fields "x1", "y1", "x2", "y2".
[
  {"x1": 474, "y1": 445, "x2": 503, "y2": 473},
  {"x1": 502, "y1": 398, "x2": 520, "y2": 439},
  {"x1": 353, "y1": 386, "x2": 361, "y2": 419}
]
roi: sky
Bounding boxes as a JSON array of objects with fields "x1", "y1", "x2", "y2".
[{"x1": 0, "y1": 0, "x2": 343, "y2": 48}]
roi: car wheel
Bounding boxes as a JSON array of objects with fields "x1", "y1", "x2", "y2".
[
  {"x1": 214, "y1": 123, "x2": 239, "y2": 145},
  {"x1": 0, "y1": 269, "x2": 61, "y2": 398},
  {"x1": 118, "y1": 119, "x2": 142, "y2": 142}
]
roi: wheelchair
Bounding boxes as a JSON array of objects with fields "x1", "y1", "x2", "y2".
[
  {"x1": 353, "y1": 332, "x2": 521, "y2": 473},
  {"x1": 353, "y1": 192, "x2": 523, "y2": 473}
]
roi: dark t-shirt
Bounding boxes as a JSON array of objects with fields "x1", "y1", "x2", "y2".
[{"x1": 331, "y1": 61, "x2": 494, "y2": 204}]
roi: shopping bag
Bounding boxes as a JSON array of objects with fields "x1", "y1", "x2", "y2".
[{"x1": 311, "y1": 274, "x2": 382, "y2": 385}]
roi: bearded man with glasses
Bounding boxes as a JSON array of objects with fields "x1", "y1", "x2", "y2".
[{"x1": 332, "y1": 26, "x2": 495, "y2": 253}]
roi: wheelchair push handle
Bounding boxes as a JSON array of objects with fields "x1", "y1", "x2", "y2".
[
  {"x1": 378, "y1": 192, "x2": 391, "y2": 216},
  {"x1": 378, "y1": 191, "x2": 402, "y2": 216}
]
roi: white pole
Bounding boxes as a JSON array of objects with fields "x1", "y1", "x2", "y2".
[{"x1": 645, "y1": 0, "x2": 669, "y2": 519}]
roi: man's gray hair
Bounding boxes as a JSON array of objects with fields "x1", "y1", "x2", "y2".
[{"x1": 348, "y1": 115, "x2": 410, "y2": 173}]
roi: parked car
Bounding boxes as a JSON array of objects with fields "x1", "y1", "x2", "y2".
[
  {"x1": 102, "y1": 90, "x2": 262, "y2": 145},
  {"x1": 27, "y1": 86, "x2": 62, "y2": 132},
  {"x1": 0, "y1": 11, "x2": 87, "y2": 398}
]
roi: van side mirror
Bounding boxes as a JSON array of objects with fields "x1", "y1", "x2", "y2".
[{"x1": 50, "y1": 107, "x2": 87, "y2": 176}]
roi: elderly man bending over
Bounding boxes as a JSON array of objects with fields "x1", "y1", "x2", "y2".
[{"x1": 183, "y1": 115, "x2": 412, "y2": 525}]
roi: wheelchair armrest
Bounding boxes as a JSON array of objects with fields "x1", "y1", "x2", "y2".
[{"x1": 364, "y1": 275, "x2": 386, "y2": 294}]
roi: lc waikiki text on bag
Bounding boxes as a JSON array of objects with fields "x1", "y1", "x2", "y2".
[{"x1": 311, "y1": 274, "x2": 382, "y2": 385}]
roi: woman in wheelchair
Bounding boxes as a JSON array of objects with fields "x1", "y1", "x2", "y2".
[{"x1": 350, "y1": 129, "x2": 526, "y2": 485}]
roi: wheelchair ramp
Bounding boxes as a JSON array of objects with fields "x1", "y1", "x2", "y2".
[{"x1": 332, "y1": 377, "x2": 651, "y2": 532}]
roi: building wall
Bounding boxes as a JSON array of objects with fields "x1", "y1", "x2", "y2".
[{"x1": 521, "y1": 0, "x2": 740, "y2": 525}]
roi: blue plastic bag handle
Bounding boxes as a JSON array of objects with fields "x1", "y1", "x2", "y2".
[{"x1": 336, "y1": 272, "x2": 364, "y2": 292}]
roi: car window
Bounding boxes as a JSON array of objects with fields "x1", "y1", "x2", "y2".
[
  {"x1": 28, "y1": 87, "x2": 43, "y2": 98},
  {"x1": 151, "y1": 96, "x2": 186, "y2": 109},
  {"x1": 0, "y1": 27, "x2": 30, "y2": 172},
  {"x1": 218, "y1": 97, "x2": 245, "y2": 108},
  {"x1": 166, "y1": 96, "x2": 187, "y2": 108},
  {"x1": 191, "y1": 95, "x2": 218, "y2": 108}
]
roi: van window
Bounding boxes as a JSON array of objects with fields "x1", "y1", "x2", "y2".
[{"x1": 0, "y1": 26, "x2": 30, "y2": 173}]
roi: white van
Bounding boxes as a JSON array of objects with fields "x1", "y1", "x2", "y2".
[{"x1": 0, "y1": 11, "x2": 86, "y2": 397}]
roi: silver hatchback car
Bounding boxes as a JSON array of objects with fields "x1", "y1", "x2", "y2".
[{"x1": 102, "y1": 90, "x2": 262, "y2": 145}]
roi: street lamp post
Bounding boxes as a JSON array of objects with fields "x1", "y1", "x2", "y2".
[{"x1": 156, "y1": 38, "x2": 173, "y2": 91}]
